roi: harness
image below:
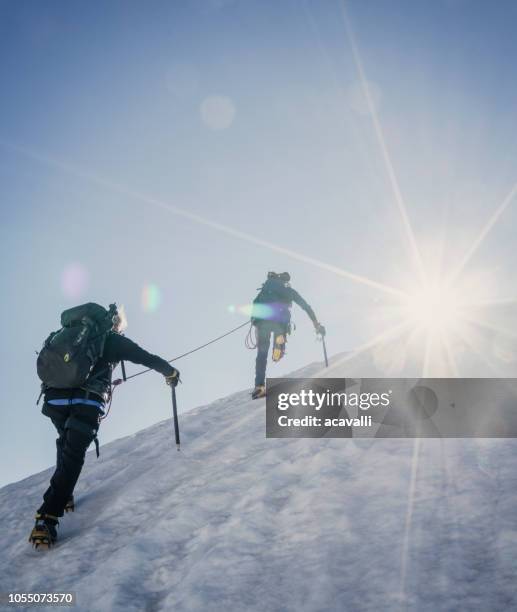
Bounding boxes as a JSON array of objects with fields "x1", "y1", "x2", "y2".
[{"x1": 47, "y1": 398, "x2": 102, "y2": 457}]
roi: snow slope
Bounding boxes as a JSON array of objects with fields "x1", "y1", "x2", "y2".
[{"x1": 2, "y1": 357, "x2": 517, "y2": 612}]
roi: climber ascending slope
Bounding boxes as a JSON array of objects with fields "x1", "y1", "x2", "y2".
[
  {"x1": 250, "y1": 272, "x2": 325, "y2": 399},
  {"x1": 30, "y1": 302, "x2": 180, "y2": 549}
]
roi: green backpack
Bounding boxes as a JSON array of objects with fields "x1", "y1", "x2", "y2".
[{"x1": 37, "y1": 303, "x2": 116, "y2": 389}]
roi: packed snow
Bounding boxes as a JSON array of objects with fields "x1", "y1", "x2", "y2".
[{"x1": 1, "y1": 357, "x2": 517, "y2": 611}]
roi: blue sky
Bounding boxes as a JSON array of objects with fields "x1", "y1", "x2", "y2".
[{"x1": 2, "y1": 0, "x2": 517, "y2": 486}]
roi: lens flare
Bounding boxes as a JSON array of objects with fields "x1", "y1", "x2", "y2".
[
  {"x1": 227, "y1": 303, "x2": 276, "y2": 319},
  {"x1": 61, "y1": 262, "x2": 89, "y2": 300},
  {"x1": 142, "y1": 284, "x2": 161, "y2": 313},
  {"x1": 248, "y1": 303, "x2": 276, "y2": 319},
  {"x1": 200, "y1": 95, "x2": 236, "y2": 130}
]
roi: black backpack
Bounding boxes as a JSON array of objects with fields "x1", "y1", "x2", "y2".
[
  {"x1": 253, "y1": 277, "x2": 290, "y2": 306},
  {"x1": 37, "y1": 303, "x2": 116, "y2": 390},
  {"x1": 251, "y1": 277, "x2": 292, "y2": 324}
]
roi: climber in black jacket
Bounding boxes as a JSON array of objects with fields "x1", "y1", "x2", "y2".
[
  {"x1": 31, "y1": 304, "x2": 179, "y2": 547},
  {"x1": 251, "y1": 272, "x2": 324, "y2": 399}
]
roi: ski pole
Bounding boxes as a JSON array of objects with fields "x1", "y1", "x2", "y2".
[{"x1": 171, "y1": 386, "x2": 181, "y2": 451}]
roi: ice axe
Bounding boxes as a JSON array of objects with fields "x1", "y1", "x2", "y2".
[
  {"x1": 171, "y1": 386, "x2": 181, "y2": 451},
  {"x1": 317, "y1": 325, "x2": 328, "y2": 368}
]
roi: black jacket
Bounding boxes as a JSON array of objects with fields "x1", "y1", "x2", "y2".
[
  {"x1": 252, "y1": 278, "x2": 317, "y2": 324},
  {"x1": 44, "y1": 332, "x2": 175, "y2": 404}
]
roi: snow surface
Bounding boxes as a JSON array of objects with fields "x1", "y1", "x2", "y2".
[{"x1": 2, "y1": 358, "x2": 517, "y2": 612}]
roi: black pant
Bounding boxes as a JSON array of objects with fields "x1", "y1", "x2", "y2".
[
  {"x1": 38, "y1": 402, "x2": 100, "y2": 518},
  {"x1": 254, "y1": 321, "x2": 288, "y2": 387}
]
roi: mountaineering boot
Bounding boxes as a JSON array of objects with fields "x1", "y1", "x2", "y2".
[
  {"x1": 252, "y1": 385, "x2": 266, "y2": 400},
  {"x1": 64, "y1": 496, "x2": 75, "y2": 513},
  {"x1": 272, "y1": 334, "x2": 286, "y2": 362},
  {"x1": 29, "y1": 513, "x2": 58, "y2": 549}
]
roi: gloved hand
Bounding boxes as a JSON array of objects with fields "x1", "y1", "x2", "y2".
[
  {"x1": 314, "y1": 322, "x2": 326, "y2": 336},
  {"x1": 165, "y1": 368, "x2": 180, "y2": 387}
]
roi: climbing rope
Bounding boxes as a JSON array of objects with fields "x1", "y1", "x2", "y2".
[
  {"x1": 101, "y1": 320, "x2": 250, "y2": 421},
  {"x1": 113, "y1": 319, "x2": 251, "y2": 385},
  {"x1": 245, "y1": 323, "x2": 257, "y2": 350}
]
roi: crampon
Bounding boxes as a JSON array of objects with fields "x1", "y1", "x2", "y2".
[
  {"x1": 272, "y1": 334, "x2": 286, "y2": 362},
  {"x1": 252, "y1": 385, "x2": 266, "y2": 399},
  {"x1": 29, "y1": 514, "x2": 58, "y2": 549}
]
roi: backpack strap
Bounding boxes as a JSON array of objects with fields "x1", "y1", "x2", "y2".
[
  {"x1": 36, "y1": 384, "x2": 46, "y2": 405},
  {"x1": 98, "y1": 331, "x2": 108, "y2": 358}
]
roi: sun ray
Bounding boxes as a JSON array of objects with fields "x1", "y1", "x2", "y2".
[
  {"x1": 339, "y1": 2, "x2": 427, "y2": 286},
  {"x1": 461, "y1": 314, "x2": 517, "y2": 341},
  {"x1": 441, "y1": 332, "x2": 460, "y2": 377},
  {"x1": 449, "y1": 326, "x2": 517, "y2": 431},
  {"x1": 300, "y1": 0, "x2": 381, "y2": 181},
  {"x1": 465, "y1": 296, "x2": 517, "y2": 309},
  {"x1": 422, "y1": 331, "x2": 432, "y2": 377},
  {"x1": 314, "y1": 320, "x2": 412, "y2": 378},
  {"x1": 399, "y1": 325, "x2": 434, "y2": 601},
  {"x1": 399, "y1": 437, "x2": 421, "y2": 601},
  {"x1": 448, "y1": 181, "x2": 517, "y2": 284},
  {"x1": 0, "y1": 140, "x2": 408, "y2": 300},
  {"x1": 449, "y1": 325, "x2": 503, "y2": 376}
]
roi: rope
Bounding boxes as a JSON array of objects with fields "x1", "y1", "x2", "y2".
[
  {"x1": 114, "y1": 320, "x2": 251, "y2": 384},
  {"x1": 245, "y1": 323, "x2": 257, "y2": 349}
]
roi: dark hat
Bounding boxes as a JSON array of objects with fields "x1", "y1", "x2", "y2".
[{"x1": 267, "y1": 271, "x2": 290, "y2": 282}]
